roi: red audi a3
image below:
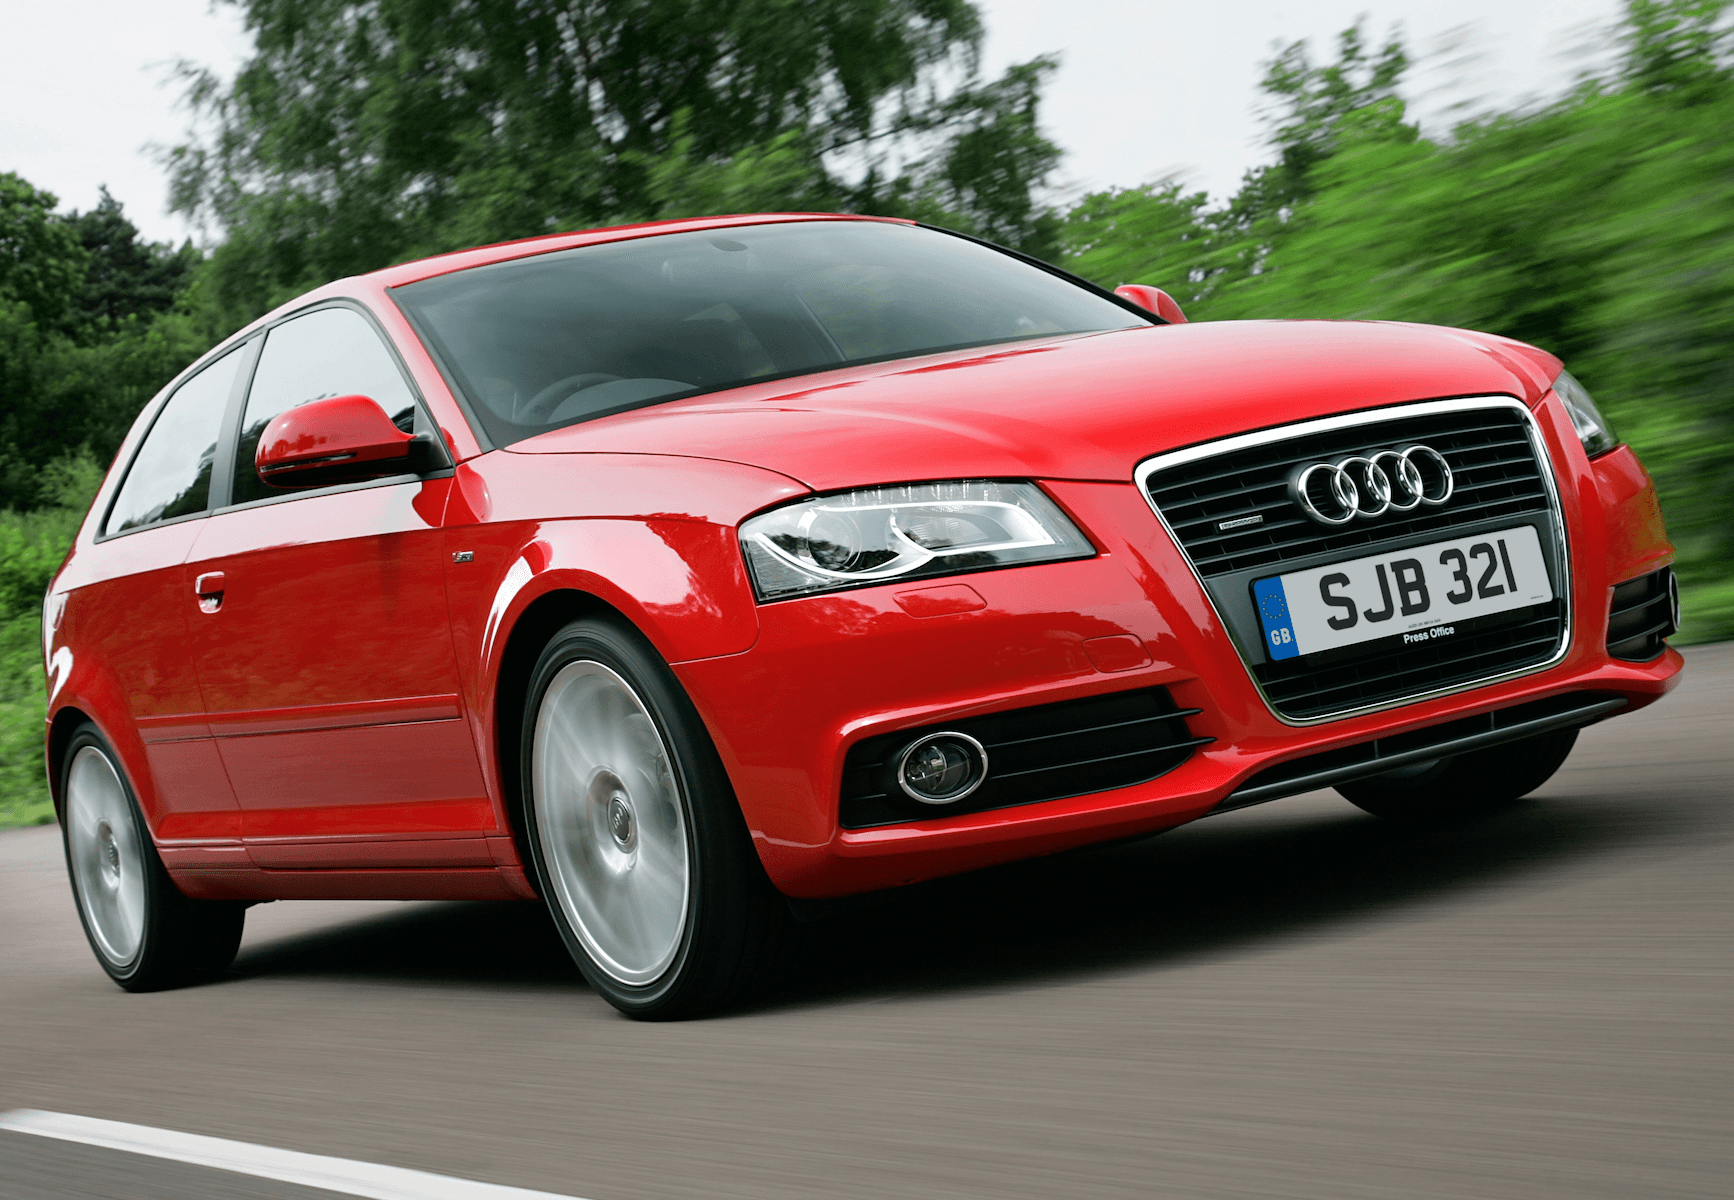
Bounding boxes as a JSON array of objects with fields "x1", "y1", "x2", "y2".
[{"x1": 46, "y1": 215, "x2": 1682, "y2": 1018}]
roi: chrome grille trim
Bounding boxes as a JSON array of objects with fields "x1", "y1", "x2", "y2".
[{"x1": 1133, "y1": 396, "x2": 1573, "y2": 726}]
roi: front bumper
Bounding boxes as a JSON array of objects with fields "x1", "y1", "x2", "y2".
[{"x1": 674, "y1": 396, "x2": 1683, "y2": 899}]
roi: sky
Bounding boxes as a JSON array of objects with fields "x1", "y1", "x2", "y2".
[{"x1": 0, "y1": 0, "x2": 1626, "y2": 246}]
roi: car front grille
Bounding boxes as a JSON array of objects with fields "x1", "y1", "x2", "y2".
[
  {"x1": 1146, "y1": 406, "x2": 1551, "y2": 574},
  {"x1": 1138, "y1": 398, "x2": 1568, "y2": 721},
  {"x1": 839, "y1": 687, "x2": 1210, "y2": 829},
  {"x1": 1255, "y1": 604, "x2": 1566, "y2": 718}
]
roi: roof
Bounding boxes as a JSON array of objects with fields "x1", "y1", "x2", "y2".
[{"x1": 368, "y1": 212, "x2": 911, "y2": 288}]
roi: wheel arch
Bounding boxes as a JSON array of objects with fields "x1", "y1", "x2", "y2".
[
  {"x1": 470, "y1": 512, "x2": 768, "y2": 862},
  {"x1": 45, "y1": 703, "x2": 95, "y2": 820},
  {"x1": 491, "y1": 588, "x2": 632, "y2": 858}
]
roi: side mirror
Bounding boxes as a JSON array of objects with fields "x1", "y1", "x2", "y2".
[
  {"x1": 1114, "y1": 284, "x2": 1188, "y2": 325},
  {"x1": 256, "y1": 394, "x2": 433, "y2": 490}
]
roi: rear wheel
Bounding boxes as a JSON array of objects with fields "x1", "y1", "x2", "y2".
[
  {"x1": 1335, "y1": 727, "x2": 1580, "y2": 822},
  {"x1": 61, "y1": 723, "x2": 245, "y2": 991},
  {"x1": 520, "y1": 617, "x2": 795, "y2": 1020}
]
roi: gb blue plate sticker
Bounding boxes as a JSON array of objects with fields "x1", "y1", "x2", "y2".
[{"x1": 1253, "y1": 576, "x2": 1300, "y2": 660}]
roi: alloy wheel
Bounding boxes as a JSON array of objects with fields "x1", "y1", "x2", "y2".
[
  {"x1": 65, "y1": 746, "x2": 146, "y2": 967},
  {"x1": 531, "y1": 660, "x2": 691, "y2": 986}
]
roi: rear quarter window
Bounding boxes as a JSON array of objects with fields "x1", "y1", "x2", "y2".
[{"x1": 104, "y1": 347, "x2": 245, "y2": 536}]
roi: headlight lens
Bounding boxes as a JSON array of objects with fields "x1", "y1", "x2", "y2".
[
  {"x1": 740, "y1": 480, "x2": 1094, "y2": 601},
  {"x1": 1553, "y1": 370, "x2": 1619, "y2": 458}
]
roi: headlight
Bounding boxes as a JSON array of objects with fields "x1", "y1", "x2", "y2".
[
  {"x1": 740, "y1": 480, "x2": 1095, "y2": 601},
  {"x1": 1553, "y1": 370, "x2": 1618, "y2": 458}
]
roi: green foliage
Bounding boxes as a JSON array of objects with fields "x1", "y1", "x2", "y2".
[
  {"x1": 1060, "y1": 181, "x2": 1218, "y2": 311},
  {"x1": 876, "y1": 57, "x2": 1065, "y2": 259},
  {"x1": 1622, "y1": 0, "x2": 1733, "y2": 96},
  {"x1": 0, "y1": 179, "x2": 217, "y2": 510},
  {"x1": 1061, "y1": 17, "x2": 1419, "y2": 312},
  {"x1": 67, "y1": 188, "x2": 201, "y2": 337},
  {"x1": 0, "y1": 611, "x2": 55, "y2": 827},
  {"x1": 1063, "y1": 0, "x2": 1734, "y2": 642},
  {"x1": 636, "y1": 117, "x2": 834, "y2": 222},
  {"x1": 0, "y1": 303, "x2": 212, "y2": 511},
  {"x1": 0, "y1": 452, "x2": 99, "y2": 827},
  {"x1": 1232, "y1": 19, "x2": 1410, "y2": 225},
  {"x1": 168, "y1": 0, "x2": 1065, "y2": 325},
  {"x1": 0, "y1": 173, "x2": 91, "y2": 333}
]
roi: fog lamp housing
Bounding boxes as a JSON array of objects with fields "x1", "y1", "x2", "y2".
[{"x1": 894, "y1": 732, "x2": 989, "y2": 805}]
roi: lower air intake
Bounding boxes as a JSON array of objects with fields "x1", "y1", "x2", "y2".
[
  {"x1": 1219, "y1": 692, "x2": 1627, "y2": 812},
  {"x1": 840, "y1": 687, "x2": 1210, "y2": 829},
  {"x1": 1607, "y1": 566, "x2": 1678, "y2": 662},
  {"x1": 1255, "y1": 600, "x2": 1566, "y2": 720}
]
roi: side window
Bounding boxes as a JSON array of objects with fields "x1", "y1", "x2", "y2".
[
  {"x1": 104, "y1": 347, "x2": 245, "y2": 536},
  {"x1": 231, "y1": 307, "x2": 417, "y2": 507}
]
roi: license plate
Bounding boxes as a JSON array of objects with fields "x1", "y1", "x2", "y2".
[{"x1": 1252, "y1": 525, "x2": 1553, "y2": 661}]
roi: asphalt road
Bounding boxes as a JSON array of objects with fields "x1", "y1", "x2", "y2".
[{"x1": 2, "y1": 645, "x2": 1730, "y2": 1200}]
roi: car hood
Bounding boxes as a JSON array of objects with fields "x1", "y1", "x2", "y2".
[{"x1": 508, "y1": 320, "x2": 1562, "y2": 491}]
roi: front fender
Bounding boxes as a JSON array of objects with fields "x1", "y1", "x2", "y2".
[
  {"x1": 473, "y1": 517, "x2": 767, "y2": 668},
  {"x1": 440, "y1": 451, "x2": 808, "y2": 832},
  {"x1": 443, "y1": 450, "x2": 808, "y2": 672}
]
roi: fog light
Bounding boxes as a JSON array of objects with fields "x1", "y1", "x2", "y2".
[{"x1": 895, "y1": 732, "x2": 988, "y2": 805}]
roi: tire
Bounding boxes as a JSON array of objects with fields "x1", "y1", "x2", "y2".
[
  {"x1": 1335, "y1": 727, "x2": 1580, "y2": 822},
  {"x1": 60, "y1": 723, "x2": 246, "y2": 992},
  {"x1": 520, "y1": 617, "x2": 796, "y2": 1020}
]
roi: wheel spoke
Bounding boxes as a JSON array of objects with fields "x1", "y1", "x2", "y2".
[
  {"x1": 65, "y1": 746, "x2": 146, "y2": 967},
  {"x1": 533, "y1": 659, "x2": 690, "y2": 986}
]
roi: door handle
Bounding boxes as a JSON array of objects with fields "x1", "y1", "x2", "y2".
[{"x1": 195, "y1": 571, "x2": 226, "y2": 614}]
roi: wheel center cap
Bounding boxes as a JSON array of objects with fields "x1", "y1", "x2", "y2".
[
  {"x1": 96, "y1": 821, "x2": 120, "y2": 882},
  {"x1": 608, "y1": 795, "x2": 636, "y2": 850}
]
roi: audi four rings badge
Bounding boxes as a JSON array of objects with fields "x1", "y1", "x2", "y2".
[{"x1": 1292, "y1": 445, "x2": 1454, "y2": 525}]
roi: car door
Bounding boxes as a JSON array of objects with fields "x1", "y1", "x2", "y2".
[
  {"x1": 184, "y1": 303, "x2": 496, "y2": 869},
  {"x1": 71, "y1": 343, "x2": 252, "y2": 858}
]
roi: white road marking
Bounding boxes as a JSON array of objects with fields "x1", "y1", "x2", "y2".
[{"x1": 0, "y1": 1109, "x2": 589, "y2": 1200}]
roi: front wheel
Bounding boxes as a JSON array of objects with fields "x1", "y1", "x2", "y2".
[
  {"x1": 61, "y1": 723, "x2": 245, "y2": 991},
  {"x1": 1335, "y1": 726, "x2": 1580, "y2": 822},
  {"x1": 520, "y1": 617, "x2": 794, "y2": 1019}
]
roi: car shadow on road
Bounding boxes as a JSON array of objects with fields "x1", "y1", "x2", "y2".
[
  {"x1": 228, "y1": 782, "x2": 1716, "y2": 1006},
  {"x1": 775, "y1": 784, "x2": 1713, "y2": 1010},
  {"x1": 231, "y1": 898, "x2": 581, "y2": 987}
]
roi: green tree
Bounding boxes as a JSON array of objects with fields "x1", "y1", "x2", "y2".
[
  {"x1": 67, "y1": 188, "x2": 200, "y2": 337},
  {"x1": 1062, "y1": 20, "x2": 1413, "y2": 308},
  {"x1": 1059, "y1": 180, "x2": 1215, "y2": 308},
  {"x1": 168, "y1": 0, "x2": 1066, "y2": 327},
  {"x1": 883, "y1": 57, "x2": 1065, "y2": 257},
  {"x1": 1621, "y1": 0, "x2": 1731, "y2": 95},
  {"x1": 0, "y1": 177, "x2": 210, "y2": 509},
  {"x1": 0, "y1": 174, "x2": 90, "y2": 333},
  {"x1": 1229, "y1": 19, "x2": 1409, "y2": 227}
]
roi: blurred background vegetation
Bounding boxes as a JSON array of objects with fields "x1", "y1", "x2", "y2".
[{"x1": 0, "y1": 0, "x2": 1728, "y2": 824}]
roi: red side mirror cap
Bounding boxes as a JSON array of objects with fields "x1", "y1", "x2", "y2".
[
  {"x1": 256, "y1": 394, "x2": 414, "y2": 489},
  {"x1": 1114, "y1": 284, "x2": 1188, "y2": 325}
]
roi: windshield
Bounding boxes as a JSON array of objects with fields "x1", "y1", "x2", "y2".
[{"x1": 391, "y1": 220, "x2": 1149, "y2": 446}]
